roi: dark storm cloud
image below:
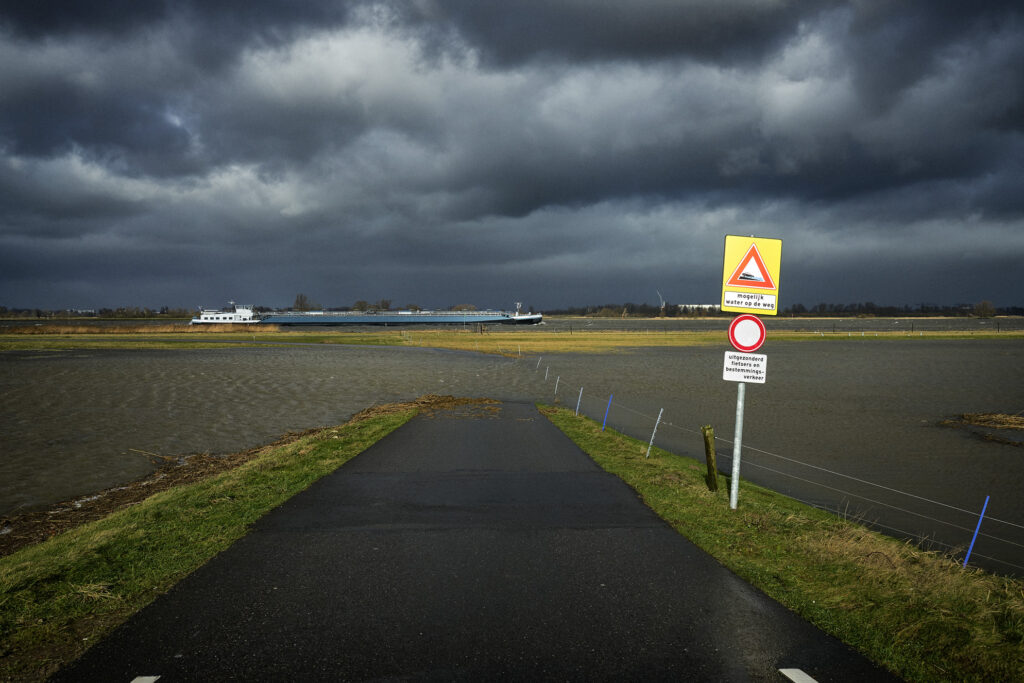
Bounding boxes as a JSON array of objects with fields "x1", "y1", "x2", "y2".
[
  {"x1": 395, "y1": 0, "x2": 827, "y2": 66},
  {"x1": 839, "y1": 1, "x2": 1023, "y2": 111},
  {"x1": 1, "y1": 1, "x2": 1022, "y2": 309},
  {"x1": 0, "y1": 0, "x2": 354, "y2": 43},
  {"x1": 1, "y1": 84, "x2": 194, "y2": 174},
  {"x1": 0, "y1": 0, "x2": 169, "y2": 39},
  {"x1": 0, "y1": 0, "x2": 365, "y2": 173}
]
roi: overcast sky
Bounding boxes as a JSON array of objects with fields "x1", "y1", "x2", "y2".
[{"x1": 1, "y1": 1, "x2": 1021, "y2": 311}]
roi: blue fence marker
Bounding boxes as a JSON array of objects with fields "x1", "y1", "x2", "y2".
[
  {"x1": 963, "y1": 495, "x2": 990, "y2": 568},
  {"x1": 602, "y1": 394, "x2": 613, "y2": 431}
]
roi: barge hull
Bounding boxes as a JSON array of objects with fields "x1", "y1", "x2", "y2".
[{"x1": 260, "y1": 313, "x2": 542, "y2": 326}]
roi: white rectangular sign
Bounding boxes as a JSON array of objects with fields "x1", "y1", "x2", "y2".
[
  {"x1": 723, "y1": 351, "x2": 767, "y2": 384},
  {"x1": 723, "y1": 291, "x2": 777, "y2": 312}
]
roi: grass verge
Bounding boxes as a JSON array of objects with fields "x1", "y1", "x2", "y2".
[
  {"x1": 540, "y1": 404, "x2": 1024, "y2": 682},
  {"x1": 0, "y1": 400, "x2": 422, "y2": 682}
]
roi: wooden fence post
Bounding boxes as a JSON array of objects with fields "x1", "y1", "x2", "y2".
[{"x1": 701, "y1": 424, "x2": 718, "y2": 492}]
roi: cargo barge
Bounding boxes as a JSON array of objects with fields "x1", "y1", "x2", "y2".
[{"x1": 191, "y1": 302, "x2": 542, "y2": 326}]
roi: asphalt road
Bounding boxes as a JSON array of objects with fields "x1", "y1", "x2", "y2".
[{"x1": 52, "y1": 401, "x2": 899, "y2": 682}]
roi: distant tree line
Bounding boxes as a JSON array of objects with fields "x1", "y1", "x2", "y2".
[
  {"x1": 0, "y1": 306, "x2": 195, "y2": 319},
  {"x1": 549, "y1": 302, "x2": 704, "y2": 318},
  {"x1": 290, "y1": 295, "x2": 485, "y2": 313},
  {"x1": 782, "y1": 301, "x2": 1012, "y2": 318},
  {"x1": 543, "y1": 301, "x2": 1021, "y2": 318}
]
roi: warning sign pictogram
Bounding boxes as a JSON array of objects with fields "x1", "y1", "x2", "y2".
[
  {"x1": 726, "y1": 244, "x2": 776, "y2": 290},
  {"x1": 721, "y1": 235, "x2": 782, "y2": 315}
]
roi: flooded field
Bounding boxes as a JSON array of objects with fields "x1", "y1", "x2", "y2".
[
  {"x1": 557, "y1": 340, "x2": 1024, "y2": 575},
  {"x1": 2, "y1": 335, "x2": 1023, "y2": 575},
  {"x1": 0, "y1": 346, "x2": 538, "y2": 515}
]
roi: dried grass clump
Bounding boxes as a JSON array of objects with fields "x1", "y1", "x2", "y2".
[{"x1": 960, "y1": 413, "x2": 1024, "y2": 430}]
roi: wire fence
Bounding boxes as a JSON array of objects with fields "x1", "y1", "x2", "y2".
[{"x1": 482, "y1": 351, "x2": 1024, "y2": 577}]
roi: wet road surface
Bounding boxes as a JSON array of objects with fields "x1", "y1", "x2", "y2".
[{"x1": 53, "y1": 401, "x2": 898, "y2": 682}]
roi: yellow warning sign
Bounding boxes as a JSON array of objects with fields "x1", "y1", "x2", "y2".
[{"x1": 721, "y1": 235, "x2": 782, "y2": 315}]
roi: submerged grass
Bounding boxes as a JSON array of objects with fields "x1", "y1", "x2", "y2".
[
  {"x1": 540, "y1": 404, "x2": 1024, "y2": 682},
  {"x1": 0, "y1": 404, "x2": 418, "y2": 682}
]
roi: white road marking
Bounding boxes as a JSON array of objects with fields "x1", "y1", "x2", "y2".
[
  {"x1": 131, "y1": 677, "x2": 161, "y2": 683},
  {"x1": 779, "y1": 669, "x2": 818, "y2": 683}
]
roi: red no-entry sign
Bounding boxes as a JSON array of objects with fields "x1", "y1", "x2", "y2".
[{"x1": 728, "y1": 314, "x2": 766, "y2": 353}]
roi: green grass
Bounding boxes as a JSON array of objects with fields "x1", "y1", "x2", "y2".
[
  {"x1": 0, "y1": 407, "x2": 416, "y2": 682},
  {"x1": 540, "y1": 404, "x2": 1024, "y2": 682}
]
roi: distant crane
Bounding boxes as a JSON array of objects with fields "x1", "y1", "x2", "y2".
[{"x1": 656, "y1": 290, "x2": 666, "y2": 318}]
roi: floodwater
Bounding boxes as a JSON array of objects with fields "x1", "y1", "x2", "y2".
[
  {"x1": 558, "y1": 340, "x2": 1024, "y2": 576},
  {"x1": 2, "y1": 334, "x2": 1023, "y2": 575},
  {"x1": 0, "y1": 346, "x2": 540, "y2": 515}
]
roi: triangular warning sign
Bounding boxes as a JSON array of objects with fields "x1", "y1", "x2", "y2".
[{"x1": 726, "y1": 244, "x2": 776, "y2": 289}]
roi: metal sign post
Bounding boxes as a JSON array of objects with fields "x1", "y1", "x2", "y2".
[
  {"x1": 723, "y1": 322, "x2": 763, "y2": 510},
  {"x1": 729, "y1": 382, "x2": 746, "y2": 510}
]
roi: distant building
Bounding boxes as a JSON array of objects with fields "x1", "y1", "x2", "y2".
[{"x1": 677, "y1": 304, "x2": 720, "y2": 312}]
